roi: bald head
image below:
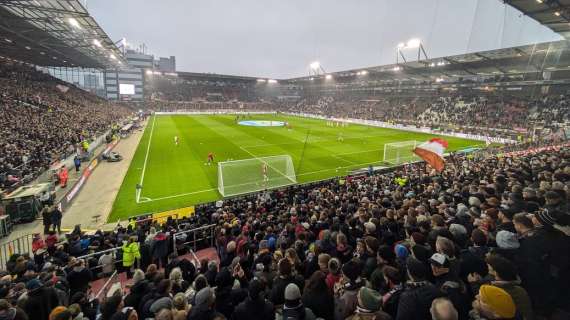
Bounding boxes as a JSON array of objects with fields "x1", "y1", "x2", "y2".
[{"x1": 431, "y1": 298, "x2": 458, "y2": 320}]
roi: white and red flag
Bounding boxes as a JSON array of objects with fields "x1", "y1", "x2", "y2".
[{"x1": 413, "y1": 138, "x2": 448, "y2": 172}]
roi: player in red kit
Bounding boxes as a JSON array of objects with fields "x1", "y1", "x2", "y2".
[{"x1": 207, "y1": 152, "x2": 214, "y2": 165}]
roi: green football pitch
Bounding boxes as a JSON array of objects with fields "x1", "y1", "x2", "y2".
[{"x1": 108, "y1": 114, "x2": 481, "y2": 221}]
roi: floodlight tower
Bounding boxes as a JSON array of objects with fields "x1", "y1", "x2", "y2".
[
  {"x1": 309, "y1": 61, "x2": 326, "y2": 76},
  {"x1": 396, "y1": 38, "x2": 428, "y2": 64}
]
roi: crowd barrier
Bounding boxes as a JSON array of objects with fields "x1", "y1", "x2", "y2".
[{"x1": 0, "y1": 234, "x2": 33, "y2": 270}]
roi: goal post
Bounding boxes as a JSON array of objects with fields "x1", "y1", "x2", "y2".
[
  {"x1": 217, "y1": 155, "x2": 297, "y2": 197},
  {"x1": 383, "y1": 140, "x2": 419, "y2": 165}
]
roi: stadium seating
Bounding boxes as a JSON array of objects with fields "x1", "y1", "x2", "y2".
[{"x1": 0, "y1": 59, "x2": 132, "y2": 186}]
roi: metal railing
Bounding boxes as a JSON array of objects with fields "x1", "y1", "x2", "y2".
[
  {"x1": 95, "y1": 270, "x2": 119, "y2": 299},
  {"x1": 77, "y1": 247, "x2": 122, "y2": 274},
  {"x1": 0, "y1": 233, "x2": 34, "y2": 270},
  {"x1": 172, "y1": 224, "x2": 216, "y2": 253}
]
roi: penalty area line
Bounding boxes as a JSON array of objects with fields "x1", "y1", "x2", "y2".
[{"x1": 137, "y1": 188, "x2": 217, "y2": 203}]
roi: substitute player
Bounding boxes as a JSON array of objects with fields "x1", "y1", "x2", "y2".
[
  {"x1": 207, "y1": 152, "x2": 214, "y2": 165},
  {"x1": 174, "y1": 135, "x2": 179, "y2": 146}
]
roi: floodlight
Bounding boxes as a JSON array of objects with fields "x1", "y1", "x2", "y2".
[
  {"x1": 406, "y1": 38, "x2": 421, "y2": 49},
  {"x1": 325, "y1": 74, "x2": 333, "y2": 80},
  {"x1": 310, "y1": 61, "x2": 320, "y2": 70},
  {"x1": 360, "y1": 70, "x2": 368, "y2": 75},
  {"x1": 67, "y1": 17, "x2": 81, "y2": 29},
  {"x1": 267, "y1": 79, "x2": 277, "y2": 84},
  {"x1": 146, "y1": 70, "x2": 153, "y2": 75},
  {"x1": 25, "y1": 46, "x2": 31, "y2": 50},
  {"x1": 435, "y1": 77, "x2": 444, "y2": 83},
  {"x1": 109, "y1": 54, "x2": 116, "y2": 60},
  {"x1": 554, "y1": 11, "x2": 561, "y2": 16},
  {"x1": 4, "y1": 38, "x2": 12, "y2": 43},
  {"x1": 257, "y1": 79, "x2": 266, "y2": 82},
  {"x1": 397, "y1": 42, "x2": 405, "y2": 49},
  {"x1": 309, "y1": 77, "x2": 314, "y2": 81},
  {"x1": 429, "y1": 63, "x2": 435, "y2": 67},
  {"x1": 393, "y1": 66, "x2": 400, "y2": 71},
  {"x1": 536, "y1": 0, "x2": 543, "y2": 2},
  {"x1": 93, "y1": 39, "x2": 102, "y2": 47}
]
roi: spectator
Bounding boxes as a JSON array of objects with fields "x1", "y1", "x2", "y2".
[
  {"x1": 430, "y1": 298, "x2": 458, "y2": 320},
  {"x1": 396, "y1": 257, "x2": 442, "y2": 320},
  {"x1": 277, "y1": 283, "x2": 316, "y2": 320},
  {"x1": 232, "y1": 279, "x2": 274, "y2": 320},
  {"x1": 470, "y1": 285, "x2": 516, "y2": 320},
  {"x1": 302, "y1": 271, "x2": 334, "y2": 320}
]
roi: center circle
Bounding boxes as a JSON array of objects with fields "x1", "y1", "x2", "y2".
[{"x1": 238, "y1": 120, "x2": 286, "y2": 127}]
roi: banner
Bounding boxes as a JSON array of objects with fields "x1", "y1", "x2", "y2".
[{"x1": 152, "y1": 206, "x2": 195, "y2": 224}]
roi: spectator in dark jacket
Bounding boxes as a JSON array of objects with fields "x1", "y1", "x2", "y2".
[
  {"x1": 21, "y1": 279, "x2": 60, "y2": 320},
  {"x1": 151, "y1": 233, "x2": 169, "y2": 269},
  {"x1": 232, "y1": 279, "x2": 274, "y2": 320},
  {"x1": 124, "y1": 269, "x2": 148, "y2": 314},
  {"x1": 270, "y1": 258, "x2": 305, "y2": 307},
  {"x1": 396, "y1": 257, "x2": 442, "y2": 320},
  {"x1": 302, "y1": 271, "x2": 334, "y2": 320},
  {"x1": 66, "y1": 260, "x2": 92, "y2": 298},
  {"x1": 187, "y1": 287, "x2": 223, "y2": 320},
  {"x1": 429, "y1": 253, "x2": 470, "y2": 319}
]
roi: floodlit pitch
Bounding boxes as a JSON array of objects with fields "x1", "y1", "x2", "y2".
[{"x1": 109, "y1": 114, "x2": 480, "y2": 220}]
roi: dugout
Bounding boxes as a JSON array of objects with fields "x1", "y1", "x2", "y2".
[{"x1": 1, "y1": 183, "x2": 52, "y2": 223}]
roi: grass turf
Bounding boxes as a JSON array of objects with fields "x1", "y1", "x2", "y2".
[{"x1": 108, "y1": 114, "x2": 481, "y2": 221}]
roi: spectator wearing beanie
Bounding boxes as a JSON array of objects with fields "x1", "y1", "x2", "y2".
[
  {"x1": 471, "y1": 285, "x2": 516, "y2": 320},
  {"x1": 396, "y1": 257, "x2": 442, "y2": 320},
  {"x1": 187, "y1": 287, "x2": 222, "y2": 320},
  {"x1": 334, "y1": 260, "x2": 363, "y2": 320},
  {"x1": 22, "y1": 279, "x2": 59, "y2": 320},
  {"x1": 302, "y1": 271, "x2": 334, "y2": 320},
  {"x1": 277, "y1": 284, "x2": 316, "y2": 320},
  {"x1": 346, "y1": 287, "x2": 391, "y2": 320},
  {"x1": 233, "y1": 279, "x2": 274, "y2": 320},
  {"x1": 490, "y1": 231, "x2": 520, "y2": 263}
]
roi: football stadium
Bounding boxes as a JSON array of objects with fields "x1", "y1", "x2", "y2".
[{"x1": 0, "y1": 1, "x2": 569, "y2": 320}]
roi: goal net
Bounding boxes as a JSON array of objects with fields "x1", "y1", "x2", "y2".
[
  {"x1": 383, "y1": 140, "x2": 419, "y2": 165},
  {"x1": 218, "y1": 155, "x2": 297, "y2": 197}
]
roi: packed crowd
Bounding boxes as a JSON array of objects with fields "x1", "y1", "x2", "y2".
[
  {"x1": 0, "y1": 60, "x2": 133, "y2": 185},
  {"x1": 1, "y1": 142, "x2": 568, "y2": 320}
]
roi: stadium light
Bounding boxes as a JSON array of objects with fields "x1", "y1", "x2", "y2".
[
  {"x1": 67, "y1": 17, "x2": 81, "y2": 29},
  {"x1": 429, "y1": 62, "x2": 435, "y2": 67},
  {"x1": 536, "y1": 0, "x2": 543, "y2": 2},
  {"x1": 4, "y1": 38, "x2": 12, "y2": 43},
  {"x1": 325, "y1": 74, "x2": 333, "y2": 80},
  {"x1": 146, "y1": 70, "x2": 153, "y2": 75},
  {"x1": 93, "y1": 39, "x2": 102, "y2": 48},
  {"x1": 109, "y1": 54, "x2": 116, "y2": 60},
  {"x1": 406, "y1": 38, "x2": 421, "y2": 49},
  {"x1": 25, "y1": 46, "x2": 31, "y2": 50},
  {"x1": 310, "y1": 61, "x2": 320, "y2": 70},
  {"x1": 309, "y1": 77, "x2": 314, "y2": 81},
  {"x1": 360, "y1": 70, "x2": 368, "y2": 75},
  {"x1": 397, "y1": 42, "x2": 405, "y2": 49},
  {"x1": 393, "y1": 66, "x2": 401, "y2": 71},
  {"x1": 39, "y1": 51, "x2": 45, "y2": 55},
  {"x1": 554, "y1": 11, "x2": 561, "y2": 16},
  {"x1": 267, "y1": 79, "x2": 278, "y2": 84},
  {"x1": 257, "y1": 79, "x2": 266, "y2": 83},
  {"x1": 435, "y1": 77, "x2": 444, "y2": 83}
]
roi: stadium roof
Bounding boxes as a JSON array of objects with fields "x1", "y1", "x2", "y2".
[
  {"x1": 505, "y1": 0, "x2": 570, "y2": 38},
  {"x1": 0, "y1": 0, "x2": 126, "y2": 68},
  {"x1": 286, "y1": 40, "x2": 570, "y2": 83}
]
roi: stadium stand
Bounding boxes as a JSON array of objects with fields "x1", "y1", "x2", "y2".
[
  {"x1": 1, "y1": 140, "x2": 568, "y2": 320},
  {"x1": 0, "y1": 58, "x2": 132, "y2": 187}
]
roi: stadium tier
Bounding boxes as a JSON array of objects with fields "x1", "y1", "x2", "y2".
[{"x1": 1, "y1": 2, "x2": 570, "y2": 320}]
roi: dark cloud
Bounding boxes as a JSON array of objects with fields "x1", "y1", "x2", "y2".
[{"x1": 88, "y1": 0, "x2": 560, "y2": 78}]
